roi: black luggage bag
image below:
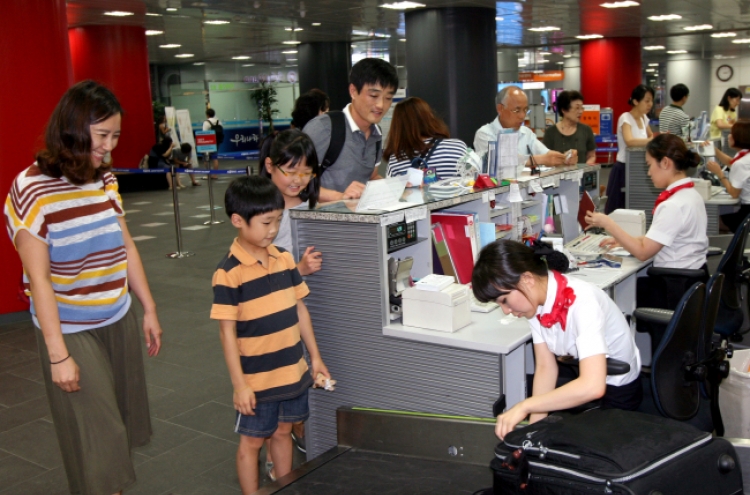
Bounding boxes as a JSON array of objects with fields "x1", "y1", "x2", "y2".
[{"x1": 492, "y1": 409, "x2": 743, "y2": 494}]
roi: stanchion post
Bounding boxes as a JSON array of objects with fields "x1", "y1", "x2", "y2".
[
  {"x1": 204, "y1": 152, "x2": 224, "y2": 225},
  {"x1": 246, "y1": 165, "x2": 252, "y2": 176},
  {"x1": 166, "y1": 165, "x2": 195, "y2": 258}
]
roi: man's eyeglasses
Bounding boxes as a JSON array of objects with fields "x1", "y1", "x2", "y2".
[
  {"x1": 501, "y1": 104, "x2": 531, "y2": 115},
  {"x1": 276, "y1": 166, "x2": 316, "y2": 179}
]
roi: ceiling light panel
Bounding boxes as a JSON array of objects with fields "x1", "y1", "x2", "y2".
[
  {"x1": 104, "y1": 11, "x2": 134, "y2": 16},
  {"x1": 204, "y1": 20, "x2": 230, "y2": 25},
  {"x1": 159, "y1": 44, "x2": 181, "y2": 48},
  {"x1": 528, "y1": 26, "x2": 561, "y2": 32},
  {"x1": 647, "y1": 14, "x2": 681, "y2": 21},
  {"x1": 232, "y1": 56, "x2": 251, "y2": 60},
  {"x1": 667, "y1": 50, "x2": 687, "y2": 54},
  {"x1": 683, "y1": 24, "x2": 713, "y2": 31},
  {"x1": 643, "y1": 45, "x2": 666, "y2": 50},
  {"x1": 576, "y1": 34, "x2": 603, "y2": 39},
  {"x1": 283, "y1": 40, "x2": 302, "y2": 45},
  {"x1": 600, "y1": 1, "x2": 639, "y2": 8},
  {"x1": 145, "y1": 30, "x2": 163, "y2": 36},
  {"x1": 712, "y1": 32, "x2": 736, "y2": 38},
  {"x1": 379, "y1": 2, "x2": 426, "y2": 9},
  {"x1": 175, "y1": 54, "x2": 194, "y2": 58},
  {"x1": 731, "y1": 38, "x2": 750, "y2": 43}
]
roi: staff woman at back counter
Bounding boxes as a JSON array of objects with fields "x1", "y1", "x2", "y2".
[
  {"x1": 707, "y1": 120, "x2": 750, "y2": 233},
  {"x1": 586, "y1": 134, "x2": 708, "y2": 307}
]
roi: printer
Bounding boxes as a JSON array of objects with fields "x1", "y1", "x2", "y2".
[{"x1": 608, "y1": 209, "x2": 646, "y2": 237}]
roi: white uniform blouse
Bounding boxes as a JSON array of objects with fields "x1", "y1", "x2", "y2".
[
  {"x1": 529, "y1": 271, "x2": 641, "y2": 387},
  {"x1": 728, "y1": 151, "x2": 750, "y2": 205},
  {"x1": 646, "y1": 178, "x2": 708, "y2": 269}
]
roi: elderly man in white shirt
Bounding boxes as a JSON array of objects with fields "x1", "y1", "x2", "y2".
[{"x1": 474, "y1": 86, "x2": 576, "y2": 167}]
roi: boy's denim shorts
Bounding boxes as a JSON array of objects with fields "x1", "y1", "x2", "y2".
[{"x1": 234, "y1": 389, "x2": 309, "y2": 438}]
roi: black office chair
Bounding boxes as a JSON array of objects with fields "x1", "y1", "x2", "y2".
[
  {"x1": 650, "y1": 282, "x2": 706, "y2": 422},
  {"x1": 713, "y1": 214, "x2": 750, "y2": 342}
]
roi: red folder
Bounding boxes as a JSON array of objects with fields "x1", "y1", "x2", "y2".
[
  {"x1": 431, "y1": 213, "x2": 475, "y2": 284},
  {"x1": 578, "y1": 191, "x2": 596, "y2": 230}
]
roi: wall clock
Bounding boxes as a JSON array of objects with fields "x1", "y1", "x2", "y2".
[{"x1": 717, "y1": 64, "x2": 734, "y2": 82}]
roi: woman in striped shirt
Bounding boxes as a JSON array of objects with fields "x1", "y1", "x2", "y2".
[
  {"x1": 384, "y1": 97, "x2": 468, "y2": 182},
  {"x1": 4, "y1": 81, "x2": 162, "y2": 495}
]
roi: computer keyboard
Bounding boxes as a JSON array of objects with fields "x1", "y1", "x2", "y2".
[{"x1": 564, "y1": 233, "x2": 611, "y2": 258}]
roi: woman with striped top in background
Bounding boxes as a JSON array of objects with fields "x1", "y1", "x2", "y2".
[
  {"x1": 4, "y1": 80, "x2": 163, "y2": 495},
  {"x1": 384, "y1": 96, "x2": 468, "y2": 182}
]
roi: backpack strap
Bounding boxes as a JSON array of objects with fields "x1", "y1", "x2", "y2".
[{"x1": 320, "y1": 111, "x2": 347, "y2": 174}]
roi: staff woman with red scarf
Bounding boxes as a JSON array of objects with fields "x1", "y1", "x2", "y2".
[
  {"x1": 706, "y1": 120, "x2": 750, "y2": 233},
  {"x1": 472, "y1": 241, "x2": 642, "y2": 440}
]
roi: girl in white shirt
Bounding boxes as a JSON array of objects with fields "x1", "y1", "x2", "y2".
[
  {"x1": 605, "y1": 85, "x2": 655, "y2": 213},
  {"x1": 587, "y1": 134, "x2": 708, "y2": 345},
  {"x1": 707, "y1": 120, "x2": 750, "y2": 233},
  {"x1": 472, "y1": 240, "x2": 642, "y2": 440}
]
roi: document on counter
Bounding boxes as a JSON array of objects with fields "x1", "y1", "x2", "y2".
[
  {"x1": 357, "y1": 176, "x2": 408, "y2": 212},
  {"x1": 508, "y1": 183, "x2": 523, "y2": 203}
]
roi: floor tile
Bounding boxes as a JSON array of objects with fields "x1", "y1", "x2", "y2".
[
  {"x1": 126, "y1": 209, "x2": 142, "y2": 213},
  {"x1": 167, "y1": 401, "x2": 237, "y2": 442},
  {"x1": 133, "y1": 418, "x2": 202, "y2": 459},
  {"x1": 141, "y1": 222, "x2": 168, "y2": 227},
  {"x1": 183, "y1": 225, "x2": 210, "y2": 231},
  {"x1": 131, "y1": 201, "x2": 152, "y2": 205},
  {"x1": 0, "y1": 466, "x2": 68, "y2": 495},
  {"x1": 0, "y1": 455, "x2": 49, "y2": 493},
  {"x1": 0, "y1": 345, "x2": 37, "y2": 374},
  {"x1": 0, "y1": 374, "x2": 45, "y2": 407},
  {"x1": 153, "y1": 211, "x2": 176, "y2": 216},
  {"x1": 0, "y1": 396, "x2": 51, "y2": 434},
  {"x1": 0, "y1": 419, "x2": 63, "y2": 469},
  {"x1": 161, "y1": 474, "x2": 241, "y2": 494},
  {"x1": 132, "y1": 235, "x2": 157, "y2": 242},
  {"x1": 7, "y1": 360, "x2": 43, "y2": 384}
]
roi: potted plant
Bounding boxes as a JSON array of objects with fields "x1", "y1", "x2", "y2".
[{"x1": 252, "y1": 82, "x2": 279, "y2": 134}]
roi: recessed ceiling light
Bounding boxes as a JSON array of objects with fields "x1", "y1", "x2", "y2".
[
  {"x1": 193, "y1": 62, "x2": 205, "y2": 65},
  {"x1": 175, "y1": 53, "x2": 194, "y2": 58},
  {"x1": 242, "y1": 64, "x2": 255, "y2": 67},
  {"x1": 529, "y1": 26, "x2": 560, "y2": 32},
  {"x1": 159, "y1": 44, "x2": 181, "y2": 49},
  {"x1": 576, "y1": 34, "x2": 603, "y2": 39},
  {"x1": 145, "y1": 30, "x2": 164, "y2": 36},
  {"x1": 731, "y1": 38, "x2": 750, "y2": 43},
  {"x1": 667, "y1": 50, "x2": 687, "y2": 54},
  {"x1": 286, "y1": 65, "x2": 298, "y2": 68},
  {"x1": 400, "y1": 38, "x2": 406, "y2": 42},
  {"x1": 683, "y1": 24, "x2": 712, "y2": 31},
  {"x1": 712, "y1": 32, "x2": 737, "y2": 38},
  {"x1": 715, "y1": 54, "x2": 737, "y2": 59},
  {"x1": 285, "y1": 27, "x2": 304, "y2": 31},
  {"x1": 166, "y1": 8, "x2": 178, "y2": 12},
  {"x1": 204, "y1": 20, "x2": 230, "y2": 25},
  {"x1": 146, "y1": 12, "x2": 162, "y2": 16},
  {"x1": 312, "y1": 22, "x2": 321, "y2": 26},
  {"x1": 643, "y1": 45, "x2": 666, "y2": 50},
  {"x1": 283, "y1": 40, "x2": 302, "y2": 45},
  {"x1": 232, "y1": 55, "x2": 251, "y2": 60},
  {"x1": 600, "y1": 1, "x2": 639, "y2": 7},
  {"x1": 379, "y1": 2, "x2": 426, "y2": 9},
  {"x1": 104, "y1": 11, "x2": 134, "y2": 16},
  {"x1": 645, "y1": 68, "x2": 655, "y2": 72},
  {"x1": 287, "y1": 58, "x2": 298, "y2": 61},
  {"x1": 282, "y1": 50, "x2": 298, "y2": 54},
  {"x1": 647, "y1": 14, "x2": 681, "y2": 21},
  {"x1": 648, "y1": 62, "x2": 659, "y2": 66},
  {"x1": 563, "y1": 54, "x2": 572, "y2": 58}
]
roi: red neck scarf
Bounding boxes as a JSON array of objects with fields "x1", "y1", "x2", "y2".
[
  {"x1": 537, "y1": 271, "x2": 576, "y2": 331},
  {"x1": 731, "y1": 149, "x2": 750, "y2": 165},
  {"x1": 653, "y1": 181, "x2": 694, "y2": 214}
]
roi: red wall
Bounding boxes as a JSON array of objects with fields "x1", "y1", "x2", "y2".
[
  {"x1": 581, "y1": 38, "x2": 642, "y2": 125},
  {"x1": 69, "y1": 25, "x2": 154, "y2": 170},
  {"x1": 0, "y1": 0, "x2": 73, "y2": 315}
]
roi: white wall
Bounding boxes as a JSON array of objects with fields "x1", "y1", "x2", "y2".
[
  {"x1": 710, "y1": 56, "x2": 750, "y2": 111},
  {"x1": 665, "y1": 57, "x2": 711, "y2": 119},
  {"x1": 562, "y1": 56, "x2": 580, "y2": 92}
]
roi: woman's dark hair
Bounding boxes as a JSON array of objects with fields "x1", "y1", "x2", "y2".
[
  {"x1": 719, "y1": 87, "x2": 742, "y2": 111},
  {"x1": 35, "y1": 80, "x2": 122, "y2": 185},
  {"x1": 472, "y1": 240, "x2": 570, "y2": 303},
  {"x1": 731, "y1": 119, "x2": 750, "y2": 149},
  {"x1": 645, "y1": 134, "x2": 700, "y2": 171},
  {"x1": 383, "y1": 97, "x2": 450, "y2": 161},
  {"x1": 556, "y1": 90, "x2": 584, "y2": 117},
  {"x1": 291, "y1": 89, "x2": 329, "y2": 129},
  {"x1": 224, "y1": 175, "x2": 284, "y2": 222},
  {"x1": 628, "y1": 85, "x2": 655, "y2": 106},
  {"x1": 349, "y1": 58, "x2": 399, "y2": 93},
  {"x1": 259, "y1": 129, "x2": 321, "y2": 208}
]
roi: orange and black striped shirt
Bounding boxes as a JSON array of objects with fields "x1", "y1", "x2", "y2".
[{"x1": 211, "y1": 239, "x2": 312, "y2": 402}]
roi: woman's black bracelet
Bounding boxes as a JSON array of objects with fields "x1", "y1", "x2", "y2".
[{"x1": 50, "y1": 354, "x2": 71, "y2": 365}]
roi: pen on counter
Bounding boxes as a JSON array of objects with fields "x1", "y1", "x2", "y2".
[{"x1": 527, "y1": 145, "x2": 540, "y2": 175}]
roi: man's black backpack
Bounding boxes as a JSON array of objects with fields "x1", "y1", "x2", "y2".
[
  {"x1": 206, "y1": 119, "x2": 224, "y2": 145},
  {"x1": 320, "y1": 110, "x2": 381, "y2": 176}
]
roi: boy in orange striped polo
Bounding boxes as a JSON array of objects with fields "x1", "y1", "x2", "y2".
[{"x1": 211, "y1": 176, "x2": 331, "y2": 494}]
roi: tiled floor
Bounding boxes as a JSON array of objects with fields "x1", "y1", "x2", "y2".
[{"x1": 0, "y1": 164, "x2": 304, "y2": 494}]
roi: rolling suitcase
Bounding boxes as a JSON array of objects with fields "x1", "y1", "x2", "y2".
[{"x1": 492, "y1": 409, "x2": 743, "y2": 494}]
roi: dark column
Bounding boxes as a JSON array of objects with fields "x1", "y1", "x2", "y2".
[
  {"x1": 299, "y1": 42, "x2": 352, "y2": 111},
  {"x1": 0, "y1": 0, "x2": 72, "y2": 316},
  {"x1": 405, "y1": 8, "x2": 497, "y2": 145}
]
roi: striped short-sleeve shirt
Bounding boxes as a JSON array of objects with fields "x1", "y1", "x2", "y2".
[
  {"x1": 211, "y1": 239, "x2": 313, "y2": 403},
  {"x1": 4, "y1": 164, "x2": 131, "y2": 333},
  {"x1": 386, "y1": 138, "x2": 468, "y2": 180}
]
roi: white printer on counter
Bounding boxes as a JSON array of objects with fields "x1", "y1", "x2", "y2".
[{"x1": 608, "y1": 209, "x2": 646, "y2": 237}]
